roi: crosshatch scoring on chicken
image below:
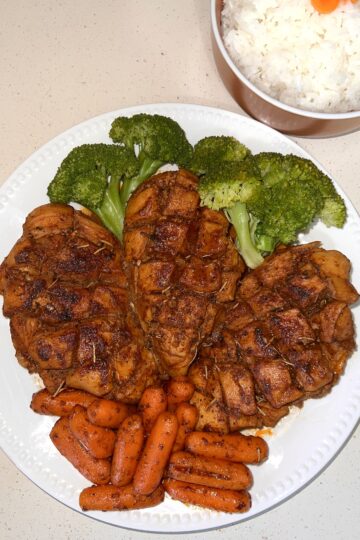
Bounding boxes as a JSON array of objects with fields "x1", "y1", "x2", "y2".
[
  {"x1": 123, "y1": 169, "x2": 246, "y2": 377},
  {"x1": 0, "y1": 170, "x2": 359, "y2": 433},
  {"x1": 0, "y1": 204, "x2": 159, "y2": 402},
  {"x1": 189, "y1": 242, "x2": 359, "y2": 433}
]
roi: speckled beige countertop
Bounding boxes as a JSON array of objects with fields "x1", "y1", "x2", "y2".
[{"x1": 1, "y1": 1, "x2": 359, "y2": 539}]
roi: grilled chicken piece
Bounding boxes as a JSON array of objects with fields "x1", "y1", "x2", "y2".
[
  {"x1": 0, "y1": 204, "x2": 159, "y2": 401},
  {"x1": 1, "y1": 181, "x2": 358, "y2": 438},
  {"x1": 123, "y1": 169, "x2": 246, "y2": 377},
  {"x1": 189, "y1": 242, "x2": 358, "y2": 433}
]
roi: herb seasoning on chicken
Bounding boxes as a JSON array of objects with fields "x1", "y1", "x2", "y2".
[
  {"x1": 0, "y1": 203, "x2": 159, "y2": 402},
  {"x1": 123, "y1": 169, "x2": 246, "y2": 377},
  {"x1": 189, "y1": 242, "x2": 358, "y2": 433}
]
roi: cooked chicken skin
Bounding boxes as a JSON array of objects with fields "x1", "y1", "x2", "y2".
[
  {"x1": 123, "y1": 169, "x2": 246, "y2": 377},
  {"x1": 0, "y1": 204, "x2": 159, "y2": 401},
  {"x1": 189, "y1": 242, "x2": 358, "y2": 433}
]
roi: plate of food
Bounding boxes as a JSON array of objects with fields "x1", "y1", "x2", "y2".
[{"x1": 0, "y1": 103, "x2": 359, "y2": 533}]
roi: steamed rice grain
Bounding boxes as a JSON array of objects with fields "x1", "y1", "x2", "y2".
[{"x1": 222, "y1": 0, "x2": 360, "y2": 113}]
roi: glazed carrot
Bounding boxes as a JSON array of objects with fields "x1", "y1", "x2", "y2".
[
  {"x1": 165, "y1": 376, "x2": 195, "y2": 411},
  {"x1": 311, "y1": 0, "x2": 339, "y2": 13},
  {"x1": 138, "y1": 385, "x2": 168, "y2": 434},
  {"x1": 164, "y1": 479, "x2": 251, "y2": 514},
  {"x1": 167, "y1": 451, "x2": 253, "y2": 491},
  {"x1": 185, "y1": 431, "x2": 268, "y2": 464},
  {"x1": 111, "y1": 414, "x2": 145, "y2": 487},
  {"x1": 69, "y1": 406, "x2": 116, "y2": 459},
  {"x1": 79, "y1": 484, "x2": 164, "y2": 511},
  {"x1": 31, "y1": 388, "x2": 96, "y2": 416},
  {"x1": 87, "y1": 398, "x2": 136, "y2": 428},
  {"x1": 173, "y1": 402, "x2": 199, "y2": 452},
  {"x1": 133, "y1": 412, "x2": 178, "y2": 495},
  {"x1": 50, "y1": 417, "x2": 111, "y2": 485}
]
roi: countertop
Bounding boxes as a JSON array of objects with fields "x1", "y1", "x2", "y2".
[{"x1": 1, "y1": 1, "x2": 359, "y2": 539}]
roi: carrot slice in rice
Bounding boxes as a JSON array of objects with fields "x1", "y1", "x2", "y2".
[{"x1": 311, "y1": 0, "x2": 340, "y2": 13}]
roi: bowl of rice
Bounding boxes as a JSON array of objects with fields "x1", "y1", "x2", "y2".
[{"x1": 211, "y1": 0, "x2": 360, "y2": 137}]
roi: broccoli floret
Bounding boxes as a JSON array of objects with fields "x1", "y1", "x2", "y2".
[
  {"x1": 254, "y1": 153, "x2": 346, "y2": 228},
  {"x1": 47, "y1": 114, "x2": 193, "y2": 242},
  {"x1": 198, "y1": 159, "x2": 262, "y2": 211},
  {"x1": 253, "y1": 152, "x2": 288, "y2": 187},
  {"x1": 190, "y1": 136, "x2": 250, "y2": 176},
  {"x1": 110, "y1": 113, "x2": 193, "y2": 206},
  {"x1": 248, "y1": 178, "x2": 323, "y2": 244},
  {"x1": 71, "y1": 170, "x2": 107, "y2": 208},
  {"x1": 321, "y1": 195, "x2": 346, "y2": 227},
  {"x1": 194, "y1": 139, "x2": 347, "y2": 270},
  {"x1": 47, "y1": 143, "x2": 139, "y2": 240}
]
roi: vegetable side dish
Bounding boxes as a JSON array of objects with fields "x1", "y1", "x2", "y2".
[
  {"x1": 30, "y1": 379, "x2": 263, "y2": 513},
  {"x1": 47, "y1": 114, "x2": 193, "y2": 240},
  {"x1": 0, "y1": 113, "x2": 358, "y2": 515},
  {"x1": 190, "y1": 136, "x2": 346, "y2": 268}
]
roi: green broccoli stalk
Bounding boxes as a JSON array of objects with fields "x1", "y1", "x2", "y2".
[
  {"x1": 47, "y1": 144, "x2": 139, "y2": 239},
  {"x1": 226, "y1": 202, "x2": 265, "y2": 268},
  {"x1": 109, "y1": 113, "x2": 193, "y2": 207}
]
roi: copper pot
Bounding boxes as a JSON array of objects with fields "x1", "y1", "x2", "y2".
[{"x1": 211, "y1": 0, "x2": 360, "y2": 138}]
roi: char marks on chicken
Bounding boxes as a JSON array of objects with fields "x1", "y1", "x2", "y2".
[
  {"x1": 0, "y1": 204, "x2": 159, "y2": 402},
  {"x1": 189, "y1": 242, "x2": 358, "y2": 433},
  {"x1": 123, "y1": 169, "x2": 246, "y2": 377},
  {"x1": 0, "y1": 173, "x2": 358, "y2": 434}
]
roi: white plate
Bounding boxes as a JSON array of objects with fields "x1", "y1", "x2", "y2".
[{"x1": 0, "y1": 103, "x2": 359, "y2": 533}]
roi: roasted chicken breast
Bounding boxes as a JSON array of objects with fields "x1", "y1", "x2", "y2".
[
  {"x1": 1, "y1": 173, "x2": 358, "y2": 434},
  {"x1": 123, "y1": 169, "x2": 246, "y2": 377},
  {"x1": 189, "y1": 242, "x2": 358, "y2": 433},
  {"x1": 0, "y1": 204, "x2": 159, "y2": 401}
]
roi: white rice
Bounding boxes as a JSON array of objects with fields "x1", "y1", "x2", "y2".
[{"x1": 221, "y1": 0, "x2": 360, "y2": 113}]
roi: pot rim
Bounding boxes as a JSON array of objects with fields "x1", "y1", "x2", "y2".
[{"x1": 211, "y1": 0, "x2": 360, "y2": 121}]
